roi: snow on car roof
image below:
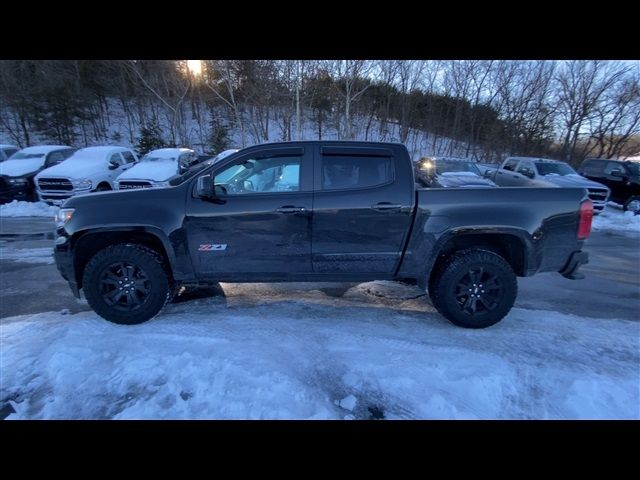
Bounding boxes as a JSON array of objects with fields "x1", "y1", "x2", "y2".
[
  {"x1": 72, "y1": 146, "x2": 132, "y2": 158},
  {"x1": 146, "y1": 148, "x2": 194, "y2": 158},
  {"x1": 15, "y1": 145, "x2": 71, "y2": 154},
  {"x1": 507, "y1": 156, "x2": 565, "y2": 163}
]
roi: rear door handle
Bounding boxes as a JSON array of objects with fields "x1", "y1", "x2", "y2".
[
  {"x1": 372, "y1": 202, "x2": 402, "y2": 211},
  {"x1": 276, "y1": 206, "x2": 306, "y2": 214}
]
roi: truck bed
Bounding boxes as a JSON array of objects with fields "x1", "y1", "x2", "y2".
[{"x1": 397, "y1": 186, "x2": 589, "y2": 281}]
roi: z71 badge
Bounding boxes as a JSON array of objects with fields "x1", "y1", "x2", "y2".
[{"x1": 198, "y1": 244, "x2": 227, "y2": 251}]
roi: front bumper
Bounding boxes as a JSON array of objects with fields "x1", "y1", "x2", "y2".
[
  {"x1": 559, "y1": 250, "x2": 589, "y2": 280},
  {"x1": 0, "y1": 184, "x2": 33, "y2": 202},
  {"x1": 54, "y1": 241, "x2": 80, "y2": 298}
]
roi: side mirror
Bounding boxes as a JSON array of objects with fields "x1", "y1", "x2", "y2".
[
  {"x1": 610, "y1": 169, "x2": 624, "y2": 178},
  {"x1": 196, "y1": 174, "x2": 214, "y2": 198},
  {"x1": 108, "y1": 161, "x2": 119, "y2": 170},
  {"x1": 482, "y1": 170, "x2": 494, "y2": 179},
  {"x1": 521, "y1": 168, "x2": 535, "y2": 179}
]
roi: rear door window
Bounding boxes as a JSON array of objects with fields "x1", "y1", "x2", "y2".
[
  {"x1": 581, "y1": 160, "x2": 605, "y2": 175},
  {"x1": 604, "y1": 162, "x2": 628, "y2": 175},
  {"x1": 503, "y1": 159, "x2": 519, "y2": 172},
  {"x1": 121, "y1": 151, "x2": 136, "y2": 164},
  {"x1": 320, "y1": 155, "x2": 393, "y2": 190}
]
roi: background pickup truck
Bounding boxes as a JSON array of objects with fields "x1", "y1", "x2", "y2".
[
  {"x1": 53, "y1": 141, "x2": 593, "y2": 329},
  {"x1": 488, "y1": 156, "x2": 610, "y2": 214}
]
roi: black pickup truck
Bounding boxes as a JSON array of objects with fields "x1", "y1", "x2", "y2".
[{"x1": 53, "y1": 141, "x2": 593, "y2": 329}]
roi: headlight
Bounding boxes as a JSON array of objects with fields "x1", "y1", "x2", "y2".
[
  {"x1": 72, "y1": 179, "x2": 92, "y2": 189},
  {"x1": 7, "y1": 177, "x2": 28, "y2": 184},
  {"x1": 55, "y1": 208, "x2": 75, "y2": 227}
]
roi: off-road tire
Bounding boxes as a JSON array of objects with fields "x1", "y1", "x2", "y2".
[
  {"x1": 82, "y1": 244, "x2": 172, "y2": 325},
  {"x1": 428, "y1": 249, "x2": 517, "y2": 329}
]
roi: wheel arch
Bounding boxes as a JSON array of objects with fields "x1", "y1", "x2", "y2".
[
  {"x1": 425, "y1": 228, "x2": 533, "y2": 288},
  {"x1": 71, "y1": 227, "x2": 177, "y2": 290}
]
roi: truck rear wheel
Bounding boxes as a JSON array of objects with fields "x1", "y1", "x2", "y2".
[
  {"x1": 82, "y1": 244, "x2": 171, "y2": 325},
  {"x1": 429, "y1": 249, "x2": 517, "y2": 329}
]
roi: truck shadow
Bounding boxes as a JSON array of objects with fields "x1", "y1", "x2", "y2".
[{"x1": 171, "y1": 283, "x2": 226, "y2": 304}]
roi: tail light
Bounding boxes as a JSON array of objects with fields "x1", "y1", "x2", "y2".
[{"x1": 577, "y1": 199, "x2": 593, "y2": 240}]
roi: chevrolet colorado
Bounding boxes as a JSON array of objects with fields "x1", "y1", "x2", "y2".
[{"x1": 54, "y1": 141, "x2": 592, "y2": 328}]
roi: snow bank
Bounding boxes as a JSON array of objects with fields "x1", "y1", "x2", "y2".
[
  {"x1": 593, "y1": 205, "x2": 640, "y2": 233},
  {"x1": 0, "y1": 247, "x2": 54, "y2": 264},
  {"x1": 2, "y1": 288, "x2": 637, "y2": 419},
  {"x1": 0, "y1": 201, "x2": 58, "y2": 218}
]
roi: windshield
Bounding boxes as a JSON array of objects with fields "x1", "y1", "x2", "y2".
[
  {"x1": 8, "y1": 152, "x2": 45, "y2": 160},
  {"x1": 535, "y1": 162, "x2": 576, "y2": 176},
  {"x1": 141, "y1": 155, "x2": 175, "y2": 162},
  {"x1": 216, "y1": 165, "x2": 245, "y2": 183},
  {"x1": 436, "y1": 160, "x2": 481, "y2": 175}
]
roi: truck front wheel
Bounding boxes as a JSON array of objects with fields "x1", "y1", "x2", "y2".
[
  {"x1": 82, "y1": 244, "x2": 171, "y2": 325},
  {"x1": 429, "y1": 249, "x2": 517, "y2": 329}
]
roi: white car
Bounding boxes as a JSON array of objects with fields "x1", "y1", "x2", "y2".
[
  {"x1": 114, "y1": 148, "x2": 198, "y2": 190},
  {"x1": 35, "y1": 146, "x2": 138, "y2": 205},
  {"x1": 0, "y1": 144, "x2": 19, "y2": 162}
]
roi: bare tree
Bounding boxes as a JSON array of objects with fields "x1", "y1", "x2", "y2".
[
  {"x1": 203, "y1": 60, "x2": 246, "y2": 147},
  {"x1": 126, "y1": 60, "x2": 192, "y2": 146},
  {"x1": 555, "y1": 60, "x2": 632, "y2": 163},
  {"x1": 331, "y1": 60, "x2": 374, "y2": 139},
  {"x1": 581, "y1": 70, "x2": 640, "y2": 159}
]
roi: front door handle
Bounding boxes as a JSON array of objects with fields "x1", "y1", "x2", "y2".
[
  {"x1": 276, "y1": 206, "x2": 306, "y2": 214},
  {"x1": 372, "y1": 202, "x2": 402, "y2": 211}
]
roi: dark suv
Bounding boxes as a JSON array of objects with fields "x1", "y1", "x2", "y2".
[{"x1": 578, "y1": 159, "x2": 640, "y2": 214}]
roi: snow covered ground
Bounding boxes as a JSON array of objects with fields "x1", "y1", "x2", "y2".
[
  {"x1": 592, "y1": 202, "x2": 640, "y2": 233},
  {"x1": 0, "y1": 200, "x2": 58, "y2": 218},
  {"x1": 1, "y1": 281, "x2": 638, "y2": 420},
  {"x1": 0, "y1": 247, "x2": 54, "y2": 264}
]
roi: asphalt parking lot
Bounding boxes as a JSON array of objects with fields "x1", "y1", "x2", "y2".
[{"x1": 0, "y1": 216, "x2": 639, "y2": 322}]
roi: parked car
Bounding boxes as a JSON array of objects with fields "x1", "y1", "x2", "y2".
[
  {"x1": 578, "y1": 158, "x2": 640, "y2": 214},
  {"x1": 54, "y1": 141, "x2": 592, "y2": 329},
  {"x1": 414, "y1": 156, "x2": 497, "y2": 188},
  {"x1": 114, "y1": 148, "x2": 198, "y2": 190},
  {"x1": 491, "y1": 156, "x2": 610, "y2": 214},
  {"x1": 0, "y1": 144, "x2": 19, "y2": 162},
  {"x1": 35, "y1": 146, "x2": 138, "y2": 205},
  {"x1": 0, "y1": 145, "x2": 74, "y2": 203}
]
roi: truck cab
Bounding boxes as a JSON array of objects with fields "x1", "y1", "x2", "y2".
[{"x1": 578, "y1": 158, "x2": 640, "y2": 214}]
